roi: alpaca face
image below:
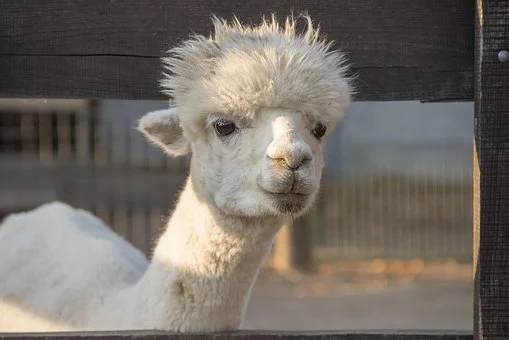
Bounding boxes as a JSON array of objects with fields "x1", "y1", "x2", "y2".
[
  {"x1": 192, "y1": 107, "x2": 326, "y2": 217},
  {"x1": 139, "y1": 14, "x2": 353, "y2": 218},
  {"x1": 139, "y1": 106, "x2": 330, "y2": 218}
]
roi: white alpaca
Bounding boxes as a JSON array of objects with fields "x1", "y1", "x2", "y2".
[{"x1": 0, "y1": 15, "x2": 352, "y2": 332}]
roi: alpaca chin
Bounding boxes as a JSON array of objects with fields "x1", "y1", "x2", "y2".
[{"x1": 265, "y1": 192, "x2": 311, "y2": 215}]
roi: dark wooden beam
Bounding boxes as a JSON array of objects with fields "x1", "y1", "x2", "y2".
[
  {"x1": 0, "y1": 330, "x2": 473, "y2": 340},
  {"x1": 474, "y1": 0, "x2": 509, "y2": 338},
  {"x1": 0, "y1": 0, "x2": 473, "y2": 101}
]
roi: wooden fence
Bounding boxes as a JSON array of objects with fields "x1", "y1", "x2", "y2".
[{"x1": 0, "y1": 0, "x2": 507, "y2": 338}]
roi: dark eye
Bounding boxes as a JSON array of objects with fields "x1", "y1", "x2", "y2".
[
  {"x1": 214, "y1": 118, "x2": 237, "y2": 136},
  {"x1": 311, "y1": 122, "x2": 327, "y2": 139}
]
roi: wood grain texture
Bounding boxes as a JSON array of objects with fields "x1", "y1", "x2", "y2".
[
  {"x1": 0, "y1": 0, "x2": 474, "y2": 101},
  {"x1": 474, "y1": 0, "x2": 509, "y2": 338},
  {"x1": 0, "y1": 330, "x2": 474, "y2": 340}
]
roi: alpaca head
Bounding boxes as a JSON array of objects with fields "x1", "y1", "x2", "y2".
[{"x1": 138, "y1": 14, "x2": 353, "y2": 218}]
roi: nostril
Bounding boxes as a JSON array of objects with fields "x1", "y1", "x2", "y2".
[
  {"x1": 286, "y1": 156, "x2": 312, "y2": 171},
  {"x1": 266, "y1": 155, "x2": 287, "y2": 168},
  {"x1": 266, "y1": 154, "x2": 312, "y2": 170},
  {"x1": 288, "y1": 165, "x2": 300, "y2": 171}
]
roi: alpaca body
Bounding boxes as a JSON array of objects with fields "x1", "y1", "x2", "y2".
[{"x1": 0, "y1": 202, "x2": 148, "y2": 331}]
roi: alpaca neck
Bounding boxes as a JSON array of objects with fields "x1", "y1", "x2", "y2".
[{"x1": 133, "y1": 177, "x2": 284, "y2": 331}]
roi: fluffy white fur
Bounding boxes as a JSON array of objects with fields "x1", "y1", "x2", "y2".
[{"x1": 0, "y1": 14, "x2": 352, "y2": 332}]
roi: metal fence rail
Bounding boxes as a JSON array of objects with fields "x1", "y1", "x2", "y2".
[{"x1": 309, "y1": 171, "x2": 472, "y2": 262}]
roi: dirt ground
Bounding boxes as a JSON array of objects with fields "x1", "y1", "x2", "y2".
[{"x1": 242, "y1": 269, "x2": 473, "y2": 331}]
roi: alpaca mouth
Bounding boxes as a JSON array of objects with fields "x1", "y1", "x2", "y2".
[{"x1": 259, "y1": 188, "x2": 309, "y2": 214}]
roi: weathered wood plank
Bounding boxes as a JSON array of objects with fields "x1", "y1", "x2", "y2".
[
  {"x1": 0, "y1": 0, "x2": 474, "y2": 101},
  {"x1": 0, "y1": 55, "x2": 473, "y2": 102},
  {"x1": 0, "y1": 330, "x2": 474, "y2": 340},
  {"x1": 474, "y1": 0, "x2": 509, "y2": 338}
]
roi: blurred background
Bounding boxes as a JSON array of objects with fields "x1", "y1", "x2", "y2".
[{"x1": 0, "y1": 98, "x2": 472, "y2": 330}]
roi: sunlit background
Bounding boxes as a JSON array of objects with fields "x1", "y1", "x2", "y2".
[{"x1": 0, "y1": 99, "x2": 472, "y2": 330}]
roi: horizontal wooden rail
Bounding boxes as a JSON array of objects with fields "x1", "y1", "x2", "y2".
[
  {"x1": 0, "y1": 0, "x2": 474, "y2": 102},
  {"x1": 0, "y1": 330, "x2": 473, "y2": 340}
]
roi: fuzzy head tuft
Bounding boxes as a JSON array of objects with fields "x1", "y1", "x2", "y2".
[{"x1": 160, "y1": 14, "x2": 353, "y2": 129}]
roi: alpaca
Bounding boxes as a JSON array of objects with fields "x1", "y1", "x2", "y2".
[{"x1": 0, "y1": 14, "x2": 352, "y2": 332}]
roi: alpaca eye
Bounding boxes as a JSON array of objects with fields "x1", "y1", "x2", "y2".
[
  {"x1": 311, "y1": 122, "x2": 327, "y2": 139},
  {"x1": 214, "y1": 118, "x2": 237, "y2": 136}
]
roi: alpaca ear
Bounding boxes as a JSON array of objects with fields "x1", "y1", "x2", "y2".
[{"x1": 137, "y1": 108, "x2": 191, "y2": 157}]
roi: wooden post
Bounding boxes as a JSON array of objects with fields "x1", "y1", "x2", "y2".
[
  {"x1": 76, "y1": 108, "x2": 91, "y2": 165},
  {"x1": 292, "y1": 214, "x2": 313, "y2": 272},
  {"x1": 270, "y1": 222, "x2": 293, "y2": 274},
  {"x1": 474, "y1": 0, "x2": 509, "y2": 337},
  {"x1": 269, "y1": 216, "x2": 313, "y2": 274}
]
